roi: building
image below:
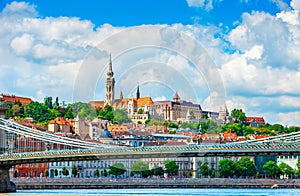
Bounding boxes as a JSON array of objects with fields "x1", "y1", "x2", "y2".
[
  {"x1": 0, "y1": 94, "x2": 32, "y2": 104},
  {"x1": 152, "y1": 92, "x2": 202, "y2": 122},
  {"x1": 245, "y1": 117, "x2": 266, "y2": 127},
  {"x1": 48, "y1": 117, "x2": 73, "y2": 133}
]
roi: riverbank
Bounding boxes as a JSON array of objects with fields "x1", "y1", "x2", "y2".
[{"x1": 12, "y1": 178, "x2": 300, "y2": 189}]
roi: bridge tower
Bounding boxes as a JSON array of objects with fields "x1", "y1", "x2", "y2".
[{"x1": 0, "y1": 165, "x2": 16, "y2": 192}]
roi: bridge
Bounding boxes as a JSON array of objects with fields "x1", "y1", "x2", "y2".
[{"x1": 0, "y1": 118, "x2": 300, "y2": 192}]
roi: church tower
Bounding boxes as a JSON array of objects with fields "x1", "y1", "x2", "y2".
[
  {"x1": 105, "y1": 53, "x2": 115, "y2": 106},
  {"x1": 136, "y1": 84, "x2": 140, "y2": 99}
]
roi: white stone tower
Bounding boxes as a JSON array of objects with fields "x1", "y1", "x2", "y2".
[{"x1": 104, "y1": 53, "x2": 115, "y2": 106}]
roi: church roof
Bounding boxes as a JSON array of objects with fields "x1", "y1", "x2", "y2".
[{"x1": 173, "y1": 92, "x2": 180, "y2": 100}]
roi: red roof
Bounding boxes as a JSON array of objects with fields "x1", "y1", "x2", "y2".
[
  {"x1": 246, "y1": 117, "x2": 265, "y2": 124},
  {"x1": 89, "y1": 101, "x2": 104, "y2": 108},
  {"x1": 1, "y1": 94, "x2": 32, "y2": 104}
]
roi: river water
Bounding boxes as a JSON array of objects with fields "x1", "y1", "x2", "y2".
[{"x1": 2, "y1": 189, "x2": 300, "y2": 196}]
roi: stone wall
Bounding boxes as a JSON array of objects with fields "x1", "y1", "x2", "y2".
[{"x1": 0, "y1": 166, "x2": 16, "y2": 192}]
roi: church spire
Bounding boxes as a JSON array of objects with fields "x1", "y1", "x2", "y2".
[
  {"x1": 107, "y1": 53, "x2": 113, "y2": 76},
  {"x1": 105, "y1": 53, "x2": 115, "y2": 106},
  {"x1": 120, "y1": 90, "x2": 123, "y2": 100},
  {"x1": 136, "y1": 84, "x2": 140, "y2": 99}
]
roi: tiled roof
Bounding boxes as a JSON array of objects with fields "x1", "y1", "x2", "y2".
[
  {"x1": 1, "y1": 94, "x2": 32, "y2": 104},
  {"x1": 246, "y1": 117, "x2": 265, "y2": 124},
  {"x1": 89, "y1": 101, "x2": 104, "y2": 108},
  {"x1": 48, "y1": 117, "x2": 73, "y2": 126}
]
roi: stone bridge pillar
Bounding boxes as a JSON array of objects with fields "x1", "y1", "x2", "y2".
[{"x1": 0, "y1": 165, "x2": 16, "y2": 193}]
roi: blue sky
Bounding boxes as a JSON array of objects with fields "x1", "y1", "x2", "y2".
[{"x1": 0, "y1": 0, "x2": 300, "y2": 126}]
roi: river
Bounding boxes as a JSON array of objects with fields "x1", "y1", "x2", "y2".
[{"x1": 2, "y1": 189, "x2": 300, "y2": 196}]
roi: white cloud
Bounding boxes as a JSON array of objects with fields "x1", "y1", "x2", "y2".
[
  {"x1": 271, "y1": 0, "x2": 290, "y2": 11},
  {"x1": 291, "y1": 0, "x2": 300, "y2": 10},
  {"x1": 186, "y1": 0, "x2": 222, "y2": 11},
  {"x1": 1, "y1": 1, "x2": 37, "y2": 17},
  {"x1": 10, "y1": 34, "x2": 34, "y2": 55},
  {"x1": 153, "y1": 96, "x2": 167, "y2": 101}
]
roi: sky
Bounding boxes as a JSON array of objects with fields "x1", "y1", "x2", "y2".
[{"x1": 0, "y1": 0, "x2": 300, "y2": 126}]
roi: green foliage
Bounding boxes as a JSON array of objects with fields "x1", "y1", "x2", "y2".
[
  {"x1": 231, "y1": 108, "x2": 246, "y2": 123},
  {"x1": 206, "y1": 120, "x2": 222, "y2": 134},
  {"x1": 201, "y1": 114, "x2": 208, "y2": 119},
  {"x1": 164, "y1": 160, "x2": 179, "y2": 177},
  {"x1": 188, "y1": 170, "x2": 193, "y2": 178},
  {"x1": 168, "y1": 130, "x2": 176, "y2": 134},
  {"x1": 64, "y1": 106, "x2": 74, "y2": 119},
  {"x1": 94, "y1": 169, "x2": 100, "y2": 177},
  {"x1": 168, "y1": 122, "x2": 178, "y2": 129},
  {"x1": 144, "y1": 119, "x2": 150, "y2": 125},
  {"x1": 25, "y1": 101, "x2": 55, "y2": 122},
  {"x1": 109, "y1": 162, "x2": 126, "y2": 177},
  {"x1": 72, "y1": 102, "x2": 97, "y2": 120},
  {"x1": 137, "y1": 108, "x2": 143, "y2": 114},
  {"x1": 98, "y1": 105, "x2": 114, "y2": 121},
  {"x1": 113, "y1": 108, "x2": 131, "y2": 124},
  {"x1": 71, "y1": 165, "x2": 77, "y2": 177},
  {"x1": 218, "y1": 159, "x2": 235, "y2": 178},
  {"x1": 200, "y1": 163, "x2": 211, "y2": 177},
  {"x1": 131, "y1": 161, "x2": 149, "y2": 177},
  {"x1": 103, "y1": 169, "x2": 108, "y2": 177},
  {"x1": 44, "y1": 170, "x2": 49, "y2": 177},
  {"x1": 152, "y1": 166, "x2": 164, "y2": 176},
  {"x1": 263, "y1": 161, "x2": 283, "y2": 178},
  {"x1": 62, "y1": 167, "x2": 69, "y2": 176},
  {"x1": 147, "y1": 118, "x2": 164, "y2": 125},
  {"x1": 54, "y1": 169, "x2": 58, "y2": 177},
  {"x1": 235, "y1": 157, "x2": 257, "y2": 177},
  {"x1": 137, "y1": 121, "x2": 142, "y2": 124},
  {"x1": 279, "y1": 162, "x2": 294, "y2": 178}
]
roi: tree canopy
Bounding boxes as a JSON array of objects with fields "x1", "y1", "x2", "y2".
[
  {"x1": 235, "y1": 157, "x2": 257, "y2": 177},
  {"x1": 218, "y1": 159, "x2": 235, "y2": 178},
  {"x1": 109, "y1": 162, "x2": 126, "y2": 177},
  {"x1": 131, "y1": 161, "x2": 149, "y2": 177},
  {"x1": 164, "y1": 160, "x2": 179, "y2": 177},
  {"x1": 231, "y1": 108, "x2": 247, "y2": 123},
  {"x1": 263, "y1": 161, "x2": 283, "y2": 178}
]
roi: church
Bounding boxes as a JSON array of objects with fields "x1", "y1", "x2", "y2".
[{"x1": 90, "y1": 54, "x2": 229, "y2": 125}]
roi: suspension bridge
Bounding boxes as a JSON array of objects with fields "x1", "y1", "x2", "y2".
[{"x1": 0, "y1": 118, "x2": 300, "y2": 192}]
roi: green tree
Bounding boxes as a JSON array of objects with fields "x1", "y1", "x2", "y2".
[
  {"x1": 235, "y1": 157, "x2": 257, "y2": 177},
  {"x1": 168, "y1": 122, "x2": 178, "y2": 129},
  {"x1": 64, "y1": 106, "x2": 74, "y2": 119},
  {"x1": 71, "y1": 165, "x2": 77, "y2": 177},
  {"x1": 98, "y1": 104, "x2": 114, "y2": 121},
  {"x1": 113, "y1": 108, "x2": 131, "y2": 124},
  {"x1": 152, "y1": 166, "x2": 164, "y2": 177},
  {"x1": 145, "y1": 119, "x2": 150, "y2": 125},
  {"x1": 109, "y1": 162, "x2": 126, "y2": 177},
  {"x1": 44, "y1": 170, "x2": 49, "y2": 177},
  {"x1": 62, "y1": 167, "x2": 69, "y2": 176},
  {"x1": 103, "y1": 169, "x2": 108, "y2": 177},
  {"x1": 137, "y1": 108, "x2": 143, "y2": 114},
  {"x1": 54, "y1": 169, "x2": 58, "y2": 177},
  {"x1": 263, "y1": 161, "x2": 282, "y2": 178},
  {"x1": 72, "y1": 102, "x2": 97, "y2": 120},
  {"x1": 201, "y1": 114, "x2": 208, "y2": 119},
  {"x1": 200, "y1": 163, "x2": 211, "y2": 177},
  {"x1": 231, "y1": 108, "x2": 247, "y2": 123},
  {"x1": 131, "y1": 161, "x2": 149, "y2": 178},
  {"x1": 164, "y1": 160, "x2": 179, "y2": 177},
  {"x1": 25, "y1": 101, "x2": 56, "y2": 122},
  {"x1": 279, "y1": 162, "x2": 294, "y2": 178},
  {"x1": 94, "y1": 169, "x2": 100, "y2": 177},
  {"x1": 218, "y1": 159, "x2": 235, "y2": 178}
]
